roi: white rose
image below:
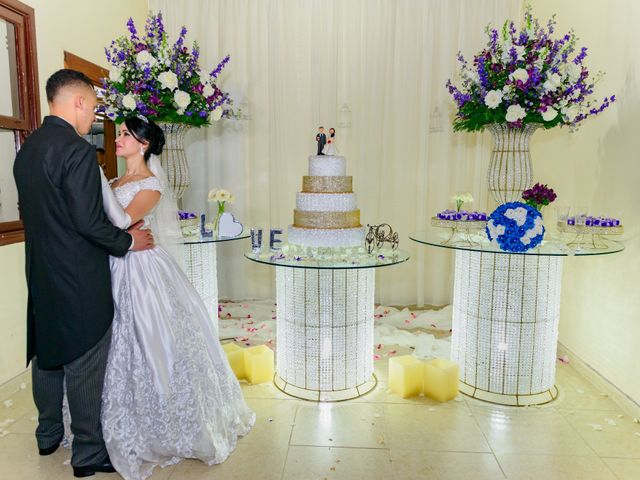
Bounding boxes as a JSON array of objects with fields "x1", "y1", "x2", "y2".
[
  {"x1": 210, "y1": 106, "x2": 223, "y2": 122},
  {"x1": 484, "y1": 90, "x2": 503, "y2": 109},
  {"x1": 122, "y1": 93, "x2": 137, "y2": 111},
  {"x1": 136, "y1": 50, "x2": 156, "y2": 67},
  {"x1": 505, "y1": 104, "x2": 526, "y2": 122},
  {"x1": 203, "y1": 84, "x2": 215, "y2": 97},
  {"x1": 543, "y1": 73, "x2": 562, "y2": 92},
  {"x1": 108, "y1": 68, "x2": 121, "y2": 82},
  {"x1": 158, "y1": 71, "x2": 178, "y2": 91},
  {"x1": 502, "y1": 84, "x2": 514, "y2": 97},
  {"x1": 541, "y1": 107, "x2": 558, "y2": 122},
  {"x1": 510, "y1": 68, "x2": 529, "y2": 84},
  {"x1": 173, "y1": 90, "x2": 191, "y2": 109}
]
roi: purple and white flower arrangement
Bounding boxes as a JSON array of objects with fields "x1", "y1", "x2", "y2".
[
  {"x1": 446, "y1": 7, "x2": 615, "y2": 131},
  {"x1": 102, "y1": 12, "x2": 235, "y2": 126}
]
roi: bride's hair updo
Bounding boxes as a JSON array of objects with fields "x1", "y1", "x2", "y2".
[{"x1": 124, "y1": 116, "x2": 166, "y2": 162}]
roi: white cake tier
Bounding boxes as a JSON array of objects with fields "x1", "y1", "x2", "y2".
[
  {"x1": 308, "y1": 155, "x2": 346, "y2": 176},
  {"x1": 296, "y1": 192, "x2": 357, "y2": 212},
  {"x1": 288, "y1": 225, "x2": 365, "y2": 248}
]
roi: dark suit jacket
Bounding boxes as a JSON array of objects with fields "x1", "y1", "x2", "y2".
[
  {"x1": 316, "y1": 132, "x2": 326, "y2": 154},
  {"x1": 13, "y1": 115, "x2": 132, "y2": 368}
]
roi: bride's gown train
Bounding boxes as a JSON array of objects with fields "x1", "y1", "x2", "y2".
[{"x1": 101, "y1": 177, "x2": 255, "y2": 480}]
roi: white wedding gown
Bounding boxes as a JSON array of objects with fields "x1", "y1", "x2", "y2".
[{"x1": 101, "y1": 177, "x2": 255, "y2": 480}]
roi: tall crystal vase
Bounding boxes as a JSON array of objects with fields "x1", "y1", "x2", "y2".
[
  {"x1": 157, "y1": 123, "x2": 192, "y2": 200},
  {"x1": 487, "y1": 123, "x2": 540, "y2": 204}
]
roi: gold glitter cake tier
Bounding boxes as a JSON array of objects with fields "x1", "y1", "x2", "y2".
[
  {"x1": 302, "y1": 176, "x2": 352, "y2": 193},
  {"x1": 293, "y1": 210, "x2": 361, "y2": 229}
]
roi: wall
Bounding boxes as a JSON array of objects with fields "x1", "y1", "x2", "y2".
[
  {"x1": 0, "y1": 0, "x2": 148, "y2": 385},
  {"x1": 530, "y1": 0, "x2": 640, "y2": 404}
]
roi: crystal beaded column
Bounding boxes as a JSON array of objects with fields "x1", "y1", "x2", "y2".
[
  {"x1": 183, "y1": 243, "x2": 218, "y2": 329},
  {"x1": 275, "y1": 267, "x2": 376, "y2": 401},
  {"x1": 451, "y1": 250, "x2": 563, "y2": 406}
]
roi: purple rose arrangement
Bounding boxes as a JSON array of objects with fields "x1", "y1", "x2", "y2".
[
  {"x1": 101, "y1": 12, "x2": 235, "y2": 126},
  {"x1": 446, "y1": 6, "x2": 615, "y2": 131},
  {"x1": 522, "y1": 183, "x2": 557, "y2": 211}
]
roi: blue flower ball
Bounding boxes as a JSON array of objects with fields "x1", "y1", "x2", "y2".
[{"x1": 485, "y1": 202, "x2": 545, "y2": 252}]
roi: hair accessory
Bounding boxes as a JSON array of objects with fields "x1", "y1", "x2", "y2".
[{"x1": 136, "y1": 113, "x2": 149, "y2": 123}]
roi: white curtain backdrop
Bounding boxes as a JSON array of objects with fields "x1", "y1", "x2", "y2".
[{"x1": 149, "y1": 0, "x2": 522, "y2": 305}]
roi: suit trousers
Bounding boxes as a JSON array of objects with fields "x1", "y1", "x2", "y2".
[{"x1": 31, "y1": 326, "x2": 112, "y2": 467}]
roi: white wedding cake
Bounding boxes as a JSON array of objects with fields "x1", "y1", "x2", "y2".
[{"x1": 288, "y1": 154, "x2": 365, "y2": 248}]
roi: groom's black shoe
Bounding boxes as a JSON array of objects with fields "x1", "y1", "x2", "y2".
[
  {"x1": 72, "y1": 456, "x2": 116, "y2": 477},
  {"x1": 38, "y1": 437, "x2": 63, "y2": 456}
]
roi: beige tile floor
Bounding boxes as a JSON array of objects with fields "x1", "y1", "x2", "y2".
[{"x1": 1, "y1": 352, "x2": 640, "y2": 480}]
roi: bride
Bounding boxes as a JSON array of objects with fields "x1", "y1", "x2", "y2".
[{"x1": 99, "y1": 115, "x2": 255, "y2": 480}]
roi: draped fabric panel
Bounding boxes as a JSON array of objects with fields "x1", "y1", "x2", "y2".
[{"x1": 150, "y1": 0, "x2": 522, "y2": 305}]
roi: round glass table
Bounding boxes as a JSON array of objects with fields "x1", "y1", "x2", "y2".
[
  {"x1": 182, "y1": 233, "x2": 249, "y2": 332},
  {"x1": 245, "y1": 248, "x2": 410, "y2": 401},
  {"x1": 410, "y1": 227, "x2": 624, "y2": 406}
]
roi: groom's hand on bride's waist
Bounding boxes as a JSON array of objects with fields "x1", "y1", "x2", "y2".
[{"x1": 128, "y1": 221, "x2": 154, "y2": 251}]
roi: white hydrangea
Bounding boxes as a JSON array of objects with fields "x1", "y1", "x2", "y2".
[
  {"x1": 136, "y1": 50, "x2": 156, "y2": 67},
  {"x1": 505, "y1": 104, "x2": 526, "y2": 122},
  {"x1": 564, "y1": 63, "x2": 582, "y2": 83},
  {"x1": 158, "y1": 71, "x2": 178, "y2": 91},
  {"x1": 210, "y1": 106, "x2": 223, "y2": 122},
  {"x1": 543, "y1": 73, "x2": 562, "y2": 92},
  {"x1": 173, "y1": 90, "x2": 191, "y2": 109},
  {"x1": 484, "y1": 90, "x2": 503, "y2": 109},
  {"x1": 122, "y1": 93, "x2": 137, "y2": 111},
  {"x1": 541, "y1": 107, "x2": 558, "y2": 122},
  {"x1": 108, "y1": 68, "x2": 121, "y2": 82},
  {"x1": 510, "y1": 68, "x2": 529, "y2": 84},
  {"x1": 203, "y1": 83, "x2": 215, "y2": 97}
]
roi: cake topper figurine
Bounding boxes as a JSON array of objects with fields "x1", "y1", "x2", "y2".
[
  {"x1": 322, "y1": 127, "x2": 338, "y2": 155},
  {"x1": 315, "y1": 126, "x2": 326, "y2": 155}
]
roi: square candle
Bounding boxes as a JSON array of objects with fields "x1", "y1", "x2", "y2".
[
  {"x1": 222, "y1": 342, "x2": 246, "y2": 380},
  {"x1": 244, "y1": 344, "x2": 275, "y2": 384},
  {"x1": 423, "y1": 358, "x2": 459, "y2": 403},
  {"x1": 388, "y1": 355, "x2": 424, "y2": 398}
]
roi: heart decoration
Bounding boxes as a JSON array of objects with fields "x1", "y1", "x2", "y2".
[{"x1": 218, "y1": 212, "x2": 243, "y2": 238}]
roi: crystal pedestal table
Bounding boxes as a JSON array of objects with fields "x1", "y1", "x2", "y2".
[
  {"x1": 245, "y1": 249, "x2": 409, "y2": 401},
  {"x1": 410, "y1": 228, "x2": 623, "y2": 406},
  {"x1": 182, "y1": 233, "x2": 249, "y2": 334}
]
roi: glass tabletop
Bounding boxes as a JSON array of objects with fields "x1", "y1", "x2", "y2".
[
  {"x1": 409, "y1": 227, "x2": 625, "y2": 257},
  {"x1": 183, "y1": 232, "x2": 250, "y2": 245},
  {"x1": 244, "y1": 248, "x2": 410, "y2": 270}
]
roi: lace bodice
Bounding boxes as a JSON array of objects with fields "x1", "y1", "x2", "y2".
[{"x1": 112, "y1": 177, "x2": 163, "y2": 209}]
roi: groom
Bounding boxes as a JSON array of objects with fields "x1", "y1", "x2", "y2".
[
  {"x1": 316, "y1": 126, "x2": 326, "y2": 155},
  {"x1": 13, "y1": 69, "x2": 153, "y2": 477}
]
